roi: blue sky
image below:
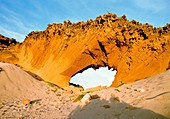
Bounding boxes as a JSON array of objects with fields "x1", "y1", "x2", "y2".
[
  {"x1": 70, "y1": 67, "x2": 116, "y2": 89},
  {"x1": 0, "y1": 0, "x2": 170, "y2": 42}
]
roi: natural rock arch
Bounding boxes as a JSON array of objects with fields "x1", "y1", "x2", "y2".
[{"x1": 0, "y1": 13, "x2": 170, "y2": 88}]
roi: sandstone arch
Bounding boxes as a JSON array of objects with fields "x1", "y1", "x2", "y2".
[{"x1": 1, "y1": 13, "x2": 170, "y2": 88}]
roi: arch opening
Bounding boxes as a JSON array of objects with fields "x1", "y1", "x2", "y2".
[{"x1": 70, "y1": 66, "x2": 117, "y2": 90}]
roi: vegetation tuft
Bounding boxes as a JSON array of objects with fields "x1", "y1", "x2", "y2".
[
  {"x1": 73, "y1": 94, "x2": 84, "y2": 102},
  {"x1": 45, "y1": 81, "x2": 64, "y2": 90}
]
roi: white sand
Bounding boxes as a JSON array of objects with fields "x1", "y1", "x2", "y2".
[
  {"x1": 0, "y1": 62, "x2": 49, "y2": 101},
  {"x1": 0, "y1": 62, "x2": 170, "y2": 119}
]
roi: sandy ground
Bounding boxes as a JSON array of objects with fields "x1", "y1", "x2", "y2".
[{"x1": 0, "y1": 62, "x2": 170, "y2": 119}]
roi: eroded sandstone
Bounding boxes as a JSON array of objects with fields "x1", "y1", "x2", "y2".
[
  {"x1": 0, "y1": 13, "x2": 170, "y2": 87},
  {"x1": 0, "y1": 34, "x2": 17, "y2": 49}
]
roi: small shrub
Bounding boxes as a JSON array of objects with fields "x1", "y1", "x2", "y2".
[
  {"x1": 45, "y1": 81, "x2": 56, "y2": 87},
  {"x1": 73, "y1": 94, "x2": 84, "y2": 102},
  {"x1": 114, "y1": 97, "x2": 120, "y2": 102},
  {"x1": 103, "y1": 105, "x2": 111, "y2": 109},
  {"x1": 69, "y1": 95, "x2": 75, "y2": 98},
  {"x1": 45, "y1": 81, "x2": 58, "y2": 87},
  {"x1": 91, "y1": 94, "x2": 100, "y2": 99},
  {"x1": 125, "y1": 106, "x2": 137, "y2": 110},
  {"x1": 56, "y1": 94, "x2": 61, "y2": 96},
  {"x1": 45, "y1": 81, "x2": 64, "y2": 90}
]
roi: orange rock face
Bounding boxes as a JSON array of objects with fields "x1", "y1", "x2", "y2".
[{"x1": 1, "y1": 13, "x2": 170, "y2": 87}]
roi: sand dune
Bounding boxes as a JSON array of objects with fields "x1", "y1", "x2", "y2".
[
  {"x1": 0, "y1": 62, "x2": 49, "y2": 101},
  {"x1": 0, "y1": 62, "x2": 170, "y2": 118}
]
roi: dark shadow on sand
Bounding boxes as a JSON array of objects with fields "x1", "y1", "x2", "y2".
[
  {"x1": 68, "y1": 97, "x2": 168, "y2": 119},
  {"x1": 30, "y1": 99, "x2": 42, "y2": 104}
]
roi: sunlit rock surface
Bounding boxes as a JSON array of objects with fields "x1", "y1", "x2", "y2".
[{"x1": 0, "y1": 13, "x2": 170, "y2": 87}]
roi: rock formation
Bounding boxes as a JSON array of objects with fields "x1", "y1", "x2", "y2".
[
  {"x1": 0, "y1": 13, "x2": 170, "y2": 87},
  {"x1": 0, "y1": 34, "x2": 17, "y2": 49}
]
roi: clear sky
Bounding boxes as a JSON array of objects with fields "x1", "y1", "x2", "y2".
[{"x1": 0, "y1": 0, "x2": 170, "y2": 42}]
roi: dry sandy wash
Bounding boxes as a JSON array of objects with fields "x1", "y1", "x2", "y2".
[{"x1": 0, "y1": 62, "x2": 170, "y2": 119}]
